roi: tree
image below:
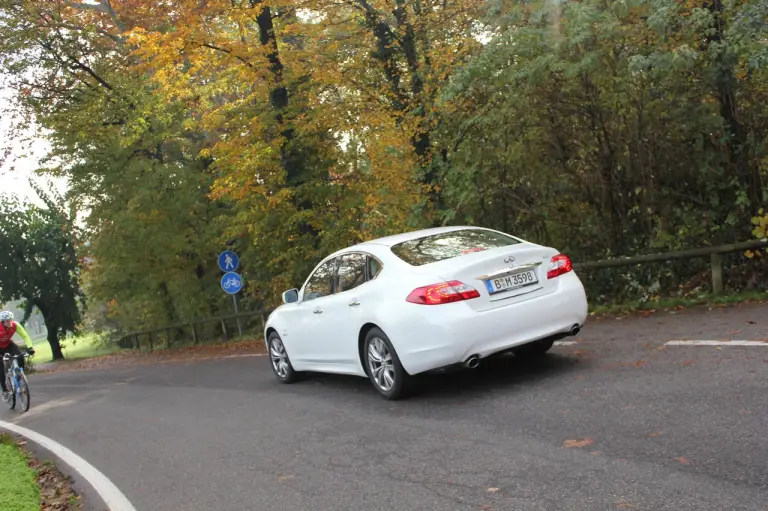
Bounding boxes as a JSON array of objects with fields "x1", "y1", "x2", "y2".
[
  {"x1": 0, "y1": 187, "x2": 84, "y2": 360},
  {"x1": 435, "y1": 0, "x2": 768, "y2": 301},
  {"x1": 2, "y1": 0, "x2": 767, "y2": 316}
]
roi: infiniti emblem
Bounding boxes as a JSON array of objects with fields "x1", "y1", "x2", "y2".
[{"x1": 504, "y1": 256, "x2": 515, "y2": 264}]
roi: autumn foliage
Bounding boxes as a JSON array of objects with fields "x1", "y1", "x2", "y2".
[{"x1": 1, "y1": 0, "x2": 767, "y2": 332}]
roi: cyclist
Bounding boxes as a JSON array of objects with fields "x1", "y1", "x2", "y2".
[{"x1": 0, "y1": 311, "x2": 35, "y2": 400}]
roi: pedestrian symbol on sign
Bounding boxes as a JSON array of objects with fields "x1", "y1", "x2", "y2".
[{"x1": 218, "y1": 251, "x2": 239, "y2": 273}]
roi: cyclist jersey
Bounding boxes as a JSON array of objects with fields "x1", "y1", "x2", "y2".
[{"x1": 0, "y1": 321, "x2": 33, "y2": 349}]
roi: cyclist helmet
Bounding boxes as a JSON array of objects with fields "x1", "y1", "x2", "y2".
[{"x1": 0, "y1": 311, "x2": 13, "y2": 322}]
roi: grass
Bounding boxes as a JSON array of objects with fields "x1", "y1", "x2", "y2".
[
  {"x1": 31, "y1": 332, "x2": 118, "y2": 364},
  {"x1": 589, "y1": 290, "x2": 768, "y2": 316},
  {"x1": 0, "y1": 435, "x2": 40, "y2": 511}
]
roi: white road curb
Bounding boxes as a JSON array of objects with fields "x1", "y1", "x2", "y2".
[{"x1": 0, "y1": 420, "x2": 137, "y2": 511}]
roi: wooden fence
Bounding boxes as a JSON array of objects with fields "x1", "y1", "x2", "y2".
[
  {"x1": 117, "y1": 239, "x2": 768, "y2": 351},
  {"x1": 573, "y1": 239, "x2": 768, "y2": 295},
  {"x1": 116, "y1": 309, "x2": 271, "y2": 351}
]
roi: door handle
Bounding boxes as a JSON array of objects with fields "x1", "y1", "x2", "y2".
[
  {"x1": 313, "y1": 308, "x2": 323, "y2": 314},
  {"x1": 349, "y1": 299, "x2": 360, "y2": 307}
]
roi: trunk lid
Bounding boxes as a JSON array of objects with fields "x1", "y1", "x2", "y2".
[{"x1": 411, "y1": 243, "x2": 559, "y2": 312}]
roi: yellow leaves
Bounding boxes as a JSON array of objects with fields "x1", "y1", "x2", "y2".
[
  {"x1": 102, "y1": 0, "x2": 473, "y2": 243},
  {"x1": 750, "y1": 209, "x2": 768, "y2": 249}
]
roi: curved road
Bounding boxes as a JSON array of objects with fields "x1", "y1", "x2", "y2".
[{"x1": 3, "y1": 305, "x2": 768, "y2": 510}]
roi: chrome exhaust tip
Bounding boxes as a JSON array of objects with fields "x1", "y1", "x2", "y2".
[
  {"x1": 464, "y1": 355, "x2": 481, "y2": 369},
  {"x1": 569, "y1": 325, "x2": 581, "y2": 336}
]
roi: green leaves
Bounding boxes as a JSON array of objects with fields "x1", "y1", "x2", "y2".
[
  {"x1": 0, "y1": 189, "x2": 84, "y2": 358},
  {"x1": 435, "y1": 0, "x2": 768, "y2": 303},
  {"x1": 1, "y1": 0, "x2": 767, "y2": 322}
]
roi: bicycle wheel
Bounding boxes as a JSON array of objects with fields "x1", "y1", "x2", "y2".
[
  {"x1": 5, "y1": 376, "x2": 16, "y2": 410},
  {"x1": 17, "y1": 373, "x2": 29, "y2": 412}
]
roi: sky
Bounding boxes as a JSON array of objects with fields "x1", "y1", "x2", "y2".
[{"x1": 0, "y1": 84, "x2": 68, "y2": 206}]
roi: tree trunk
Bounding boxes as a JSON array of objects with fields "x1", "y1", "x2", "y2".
[
  {"x1": 705, "y1": 0, "x2": 760, "y2": 210},
  {"x1": 253, "y1": 1, "x2": 318, "y2": 238},
  {"x1": 46, "y1": 322, "x2": 64, "y2": 360}
]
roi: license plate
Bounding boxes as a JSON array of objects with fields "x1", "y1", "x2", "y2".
[{"x1": 485, "y1": 270, "x2": 538, "y2": 294}]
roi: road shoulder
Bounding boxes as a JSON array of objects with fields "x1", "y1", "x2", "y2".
[{"x1": 0, "y1": 421, "x2": 135, "y2": 511}]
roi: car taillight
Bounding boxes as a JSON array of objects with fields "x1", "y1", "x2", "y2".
[
  {"x1": 406, "y1": 280, "x2": 481, "y2": 305},
  {"x1": 547, "y1": 254, "x2": 573, "y2": 279}
]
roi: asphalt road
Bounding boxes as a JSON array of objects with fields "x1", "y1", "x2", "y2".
[{"x1": 3, "y1": 304, "x2": 768, "y2": 510}]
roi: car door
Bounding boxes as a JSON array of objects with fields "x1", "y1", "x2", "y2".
[
  {"x1": 312, "y1": 252, "x2": 381, "y2": 374},
  {"x1": 288, "y1": 257, "x2": 339, "y2": 368}
]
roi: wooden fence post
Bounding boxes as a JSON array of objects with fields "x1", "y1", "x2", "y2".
[
  {"x1": 221, "y1": 319, "x2": 228, "y2": 342},
  {"x1": 710, "y1": 252, "x2": 724, "y2": 295}
]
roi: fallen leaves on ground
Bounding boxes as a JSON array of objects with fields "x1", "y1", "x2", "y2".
[
  {"x1": 486, "y1": 487, "x2": 500, "y2": 493},
  {"x1": 615, "y1": 502, "x2": 634, "y2": 509},
  {"x1": 563, "y1": 438, "x2": 595, "y2": 448},
  {"x1": 647, "y1": 431, "x2": 662, "y2": 437},
  {"x1": 278, "y1": 475, "x2": 294, "y2": 482},
  {"x1": 35, "y1": 339, "x2": 267, "y2": 374},
  {"x1": 15, "y1": 437, "x2": 84, "y2": 510},
  {"x1": 674, "y1": 457, "x2": 691, "y2": 465}
]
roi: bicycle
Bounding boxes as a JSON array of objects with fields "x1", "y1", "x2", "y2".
[{"x1": 3, "y1": 351, "x2": 31, "y2": 412}]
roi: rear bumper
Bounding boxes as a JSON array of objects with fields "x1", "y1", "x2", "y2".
[{"x1": 388, "y1": 273, "x2": 588, "y2": 375}]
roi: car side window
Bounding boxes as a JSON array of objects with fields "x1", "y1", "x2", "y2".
[
  {"x1": 367, "y1": 256, "x2": 381, "y2": 280},
  {"x1": 337, "y1": 253, "x2": 368, "y2": 293},
  {"x1": 303, "y1": 258, "x2": 336, "y2": 301}
]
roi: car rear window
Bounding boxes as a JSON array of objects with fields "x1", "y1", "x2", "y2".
[{"x1": 390, "y1": 229, "x2": 521, "y2": 266}]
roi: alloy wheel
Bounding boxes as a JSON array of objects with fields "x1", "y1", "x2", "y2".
[
  {"x1": 270, "y1": 338, "x2": 290, "y2": 379},
  {"x1": 367, "y1": 337, "x2": 395, "y2": 391}
]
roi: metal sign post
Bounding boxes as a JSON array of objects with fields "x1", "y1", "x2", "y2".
[{"x1": 219, "y1": 252, "x2": 243, "y2": 337}]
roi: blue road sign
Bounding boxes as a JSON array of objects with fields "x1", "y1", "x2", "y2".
[
  {"x1": 221, "y1": 272, "x2": 243, "y2": 295},
  {"x1": 218, "y1": 251, "x2": 239, "y2": 272}
]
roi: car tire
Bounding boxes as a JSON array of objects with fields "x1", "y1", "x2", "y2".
[
  {"x1": 363, "y1": 328, "x2": 412, "y2": 400},
  {"x1": 512, "y1": 338, "x2": 556, "y2": 359},
  {"x1": 268, "y1": 332, "x2": 302, "y2": 384}
]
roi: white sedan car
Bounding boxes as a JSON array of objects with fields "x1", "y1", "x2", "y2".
[{"x1": 264, "y1": 226, "x2": 588, "y2": 399}]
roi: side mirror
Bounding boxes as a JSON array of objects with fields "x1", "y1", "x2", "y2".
[{"x1": 282, "y1": 289, "x2": 299, "y2": 304}]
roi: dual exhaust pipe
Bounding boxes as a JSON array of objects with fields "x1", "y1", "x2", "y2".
[{"x1": 463, "y1": 323, "x2": 582, "y2": 369}]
